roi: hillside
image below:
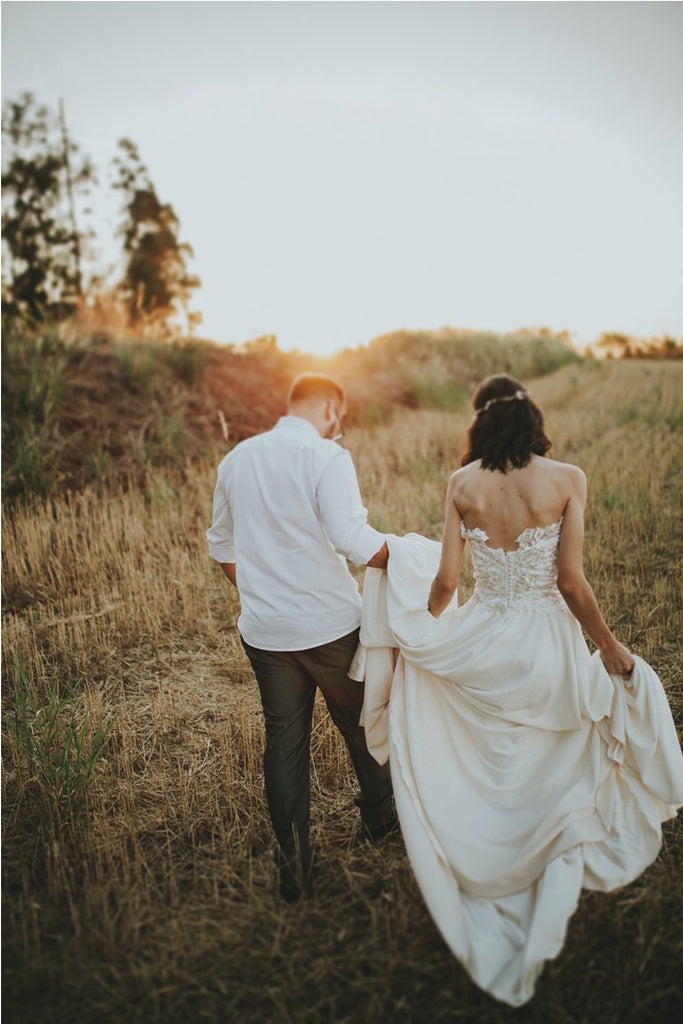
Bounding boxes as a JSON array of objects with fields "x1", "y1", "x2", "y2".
[{"x1": 2, "y1": 325, "x2": 579, "y2": 502}]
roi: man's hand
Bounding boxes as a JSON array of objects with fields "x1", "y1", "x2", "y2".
[
  {"x1": 219, "y1": 562, "x2": 237, "y2": 586},
  {"x1": 366, "y1": 542, "x2": 389, "y2": 570}
]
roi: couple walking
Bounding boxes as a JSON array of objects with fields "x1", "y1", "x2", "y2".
[{"x1": 207, "y1": 372, "x2": 682, "y2": 1006}]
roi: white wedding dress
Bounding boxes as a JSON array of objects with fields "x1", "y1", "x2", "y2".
[{"x1": 350, "y1": 524, "x2": 683, "y2": 1007}]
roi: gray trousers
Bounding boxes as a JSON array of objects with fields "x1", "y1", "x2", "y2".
[{"x1": 241, "y1": 628, "x2": 394, "y2": 890}]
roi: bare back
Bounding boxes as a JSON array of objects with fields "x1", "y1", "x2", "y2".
[{"x1": 451, "y1": 455, "x2": 579, "y2": 551}]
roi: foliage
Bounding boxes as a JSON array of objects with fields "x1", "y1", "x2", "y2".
[
  {"x1": 402, "y1": 374, "x2": 469, "y2": 412},
  {"x1": 1, "y1": 329, "x2": 67, "y2": 500},
  {"x1": 165, "y1": 338, "x2": 211, "y2": 385},
  {"x1": 2, "y1": 92, "x2": 201, "y2": 339},
  {"x1": 113, "y1": 138, "x2": 201, "y2": 336},
  {"x1": 348, "y1": 326, "x2": 582, "y2": 386},
  {"x1": 0, "y1": 330, "x2": 219, "y2": 503},
  {"x1": 1, "y1": 93, "x2": 94, "y2": 324},
  {"x1": 591, "y1": 332, "x2": 683, "y2": 359}
]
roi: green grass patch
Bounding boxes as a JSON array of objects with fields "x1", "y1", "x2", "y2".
[{"x1": 8, "y1": 656, "x2": 113, "y2": 834}]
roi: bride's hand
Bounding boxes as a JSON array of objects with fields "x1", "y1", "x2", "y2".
[{"x1": 599, "y1": 638, "x2": 635, "y2": 678}]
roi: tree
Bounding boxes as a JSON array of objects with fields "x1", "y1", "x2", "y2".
[
  {"x1": 592, "y1": 332, "x2": 682, "y2": 359},
  {"x1": 112, "y1": 139, "x2": 201, "y2": 336},
  {"x1": 1, "y1": 92, "x2": 94, "y2": 324},
  {"x1": 594, "y1": 332, "x2": 634, "y2": 359}
]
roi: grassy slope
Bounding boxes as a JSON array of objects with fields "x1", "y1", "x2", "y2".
[
  {"x1": 1, "y1": 327, "x2": 580, "y2": 503},
  {"x1": 2, "y1": 359, "x2": 682, "y2": 1023}
]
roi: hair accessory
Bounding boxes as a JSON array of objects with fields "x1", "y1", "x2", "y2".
[{"x1": 477, "y1": 389, "x2": 527, "y2": 415}]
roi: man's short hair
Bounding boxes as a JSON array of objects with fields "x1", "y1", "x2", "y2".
[{"x1": 287, "y1": 373, "x2": 346, "y2": 407}]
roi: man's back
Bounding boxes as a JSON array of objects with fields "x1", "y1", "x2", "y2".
[{"x1": 207, "y1": 415, "x2": 385, "y2": 650}]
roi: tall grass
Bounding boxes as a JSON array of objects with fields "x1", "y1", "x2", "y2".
[
  {"x1": 1, "y1": 330, "x2": 67, "y2": 499},
  {"x1": 9, "y1": 655, "x2": 112, "y2": 833},
  {"x1": 347, "y1": 326, "x2": 581, "y2": 389},
  {"x1": 2, "y1": 360, "x2": 681, "y2": 1023}
]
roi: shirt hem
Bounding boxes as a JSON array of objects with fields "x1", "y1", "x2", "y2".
[{"x1": 238, "y1": 617, "x2": 362, "y2": 652}]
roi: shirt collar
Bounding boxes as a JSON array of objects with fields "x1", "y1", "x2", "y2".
[{"x1": 276, "y1": 415, "x2": 321, "y2": 437}]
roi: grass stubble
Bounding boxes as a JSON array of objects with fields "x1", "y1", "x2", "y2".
[{"x1": 2, "y1": 360, "x2": 682, "y2": 1023}]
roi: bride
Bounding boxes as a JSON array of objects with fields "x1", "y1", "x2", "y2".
[{"x1": 354, "y1": 373, "x2": 683, "y2": 1006}]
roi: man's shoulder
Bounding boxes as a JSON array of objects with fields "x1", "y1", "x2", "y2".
[
  {"x1": 217, "y1": 428, "x2": 349, "y2": 469},
  {"x1": 315, "y1": 440, "x2": 353, "y2": 469},
  {"x1": 220, "y1": 426, "x2": 276, "y2": 457},
  {"x1": 215, "y1": 432, "x2": 267, "y2": 474},
  {"x1": 313, "y1": 435, "x2": 349, "y2": 456},
  {"x1": 293, "y1": 435, "x2": 351, "y2": 480}
]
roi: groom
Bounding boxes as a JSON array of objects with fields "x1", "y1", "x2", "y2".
[{"x1": 207, "y1": 372, "x2": 396, "y2": 901}]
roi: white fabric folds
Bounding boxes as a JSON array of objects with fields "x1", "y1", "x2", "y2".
[{"x1": 353, "y1": 533, "x2": 683, "y2": 1006}]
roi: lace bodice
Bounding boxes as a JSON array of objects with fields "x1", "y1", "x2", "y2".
[{"x1": 460, "y1": 518, "x2": 566, "y2": 613}]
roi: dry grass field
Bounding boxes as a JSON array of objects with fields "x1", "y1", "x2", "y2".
[{"x1": 2, "y1": 359, "x2": 682, "y2": 1023}]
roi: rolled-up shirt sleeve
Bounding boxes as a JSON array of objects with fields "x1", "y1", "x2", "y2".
[
  {"x1": 206, "y1": 467, "x2": 236, "y2": 562},
  {"x1": 316, "y1": 449, "x2": 386, "y2": 566}
]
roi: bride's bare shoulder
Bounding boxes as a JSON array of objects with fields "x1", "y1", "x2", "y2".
[
  {"x1": 451, "y1": 460, "x2": 481, "y2": 477},
  {"x1": 544, "y1": 457, "x2": 586, "y2": 482},
  {"x1": 446, "y1": 464, "x2": 484, "y2": 513},
  {"x1": 448, "y1": 461, "x2": 480, "y2": 490},
  {"x1": 540, "y1": 458, "x2": 587, "y2": 500}
]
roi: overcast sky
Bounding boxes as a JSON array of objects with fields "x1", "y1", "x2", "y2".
[{"x1": 2, "y1": 1, "x2": 682, "y2": 355}]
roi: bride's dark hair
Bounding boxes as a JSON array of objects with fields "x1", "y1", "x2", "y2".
[{"x1": 460, "y1": 374, "x2": 551, "y2": 472}]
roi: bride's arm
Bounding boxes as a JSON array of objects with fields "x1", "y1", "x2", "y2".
[
  {"x1": 428, "y1": 476, "x2": 466, "y2": 618},
  {"x1": 556, "y1": 467, "x2": 635, "y2": 676}
]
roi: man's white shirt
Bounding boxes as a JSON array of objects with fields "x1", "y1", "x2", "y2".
[{"x1": 206, "y1": 415, "x2": 386, "y2": 651}]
